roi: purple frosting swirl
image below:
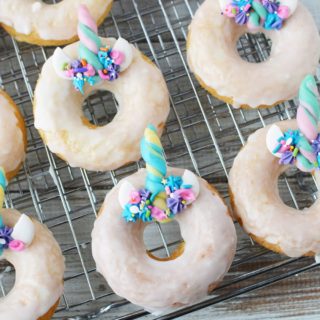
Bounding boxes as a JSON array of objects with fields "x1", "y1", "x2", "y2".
[
  {"x1": 262, "y1": 0, "x2": 279, "y2": 13},
  {"x1": 235, "y1": 11, "x2": 249, "y2": 25},
  {"x1": 167, "y1": 193, "x2": 185, "y2": 214},
  {"x1": 279, "y1": 151, "x2": 295, "y2": 165},
  {"x1": 0, "y1": 226, "x2": 13, "y2": 248}
]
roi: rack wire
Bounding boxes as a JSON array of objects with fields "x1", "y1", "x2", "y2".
[{"x1": 0, "y1": 0, "x2": 319, "y2": 319}]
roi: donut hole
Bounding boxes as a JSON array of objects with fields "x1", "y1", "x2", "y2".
[
  {"x1": 0, "y1": 261, "x2": 15, "y2": 296},
  {"x1": 278, "y1": 169, "x2": 318, "y2": 209},
  {"x1": 82, "y1": 90, "x2": 118, "y2": 127},
  {"x1": 237, "y1": 33, "x2": 272, "y2": 63},
  {"x1": 143, "y1": 220, "x2": 184, "y2": 261}
]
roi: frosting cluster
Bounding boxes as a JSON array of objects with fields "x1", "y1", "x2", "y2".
[
  {"x1": 122, "y1": 175, "x2": 195, "y2": 223},
  {"x1": 63, "y1": 47, "x2": 124, "y2": 94},
  {"x1": 222, "y1": 0, "x2": 290, "y2": 30},
  {"x1": 0, "y1": 217, "x2": 25, "y2": 254}
]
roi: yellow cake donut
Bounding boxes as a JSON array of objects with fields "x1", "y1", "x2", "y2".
[
  {"x1": 0, "y1": 90, "x2": 26, "y2": 181},
  {"x1": 33, "y1": 5, "x2": 169, "y2": 172},
  {"x1": 187, "y1": 0, "x2": 320, "y2": 109},
  {"x1": 0, "y1": 0, "x2": 113, "y2": 46}
]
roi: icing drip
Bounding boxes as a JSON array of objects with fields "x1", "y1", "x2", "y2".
[
  {"x1": 221, "y1": 0, "x2": 291, "y2": 30},
  {"x1": 119, "y1": 125, "x2": 199, "y2": 223},
  {"x1": 266, "y1": 75, "x2": 320, "y2": 172}
]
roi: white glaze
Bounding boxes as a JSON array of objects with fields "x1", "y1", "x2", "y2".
[
  {"x1": 229, "y1": 120, "x2": 320, "y2": 257},
  {"x1": 92, "y1": 167, "x2": 237, "y2": 314},
  {"x1": 0, "y1": 0, "x2": 113, "y2": 41},
  {"x1": 0, "y1": 209, "x2": 65, "y2": 320},
  {"x1": 0, "y1": 91, "x2": 25, "y2": 176},
  {"x1": 34, "y1": 38, "x2": 170, "y2": 172},
  {"x1": 187, "y1": 0, "x2": 320, "y2": 108},
  {"x1": 218, "y1": 0, "x2": 298, "y2": 17}
]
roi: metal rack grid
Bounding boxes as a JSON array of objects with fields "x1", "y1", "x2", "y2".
[{"x1": 0, "y1": 0, "x2": 319, "y2": 319}]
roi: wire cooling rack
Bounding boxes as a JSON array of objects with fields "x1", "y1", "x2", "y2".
[{"x1": 0, "y1": 0, "x2": 320, "y2": 319}]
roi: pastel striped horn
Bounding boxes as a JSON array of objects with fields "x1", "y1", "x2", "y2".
[
  {"x1": 296, "y1": 75, "x2": 320, "y2": 171},
  {"x1": 297, "y1": 75, "x2": 320, "y2": 141},
  {"x1": 78, "y1": 5, "x2": 103, "y2": 71},
  {"x1": 0, "y1": 168, "x2": 7, "y2": 208},
  {"x1": 140, "y1": 124, "x2": 167, "y2": 211},
  {"x1": 248, "y1": 1, "x2": 268, "y2": 29}
]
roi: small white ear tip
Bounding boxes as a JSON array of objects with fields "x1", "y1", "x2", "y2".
[
  {"x1": 11, "y1": 214, "x2": 35, "y2": 246},
  {"x1": 118, "y1": 181, "x2": 136, "y2": 209},
  {"x1": 113, "y1": 38, "x2": 133, "y2": 72},
  {"x1": 266, "y1": 124, "x2": 284, "y2": 158},
  {"x1": 182, "y1": 170, "x2": 200, "y2": 199}
]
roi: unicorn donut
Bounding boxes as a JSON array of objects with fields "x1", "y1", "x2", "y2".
[
  {"x1": 0, "y1": 0, "x2": 113, "y2": 46},
  {"x1": 92, "y1": 124, "x2": 237, "y2": 315},
  {"x1": 0, "y1": 167, "x2": 65, "y2": 320},
  {"x1": 187, "y1": 0, "x2": 320, "y2": 109},
  {"x1": 0, "y1": 90, "x2": 26, "y2": 181},
  {"x1": 34, "y1": 5, "x2": 169, "y2": 172},
  {"x1": 229, "y1": 75, "x2": 320, "y2": 257}
]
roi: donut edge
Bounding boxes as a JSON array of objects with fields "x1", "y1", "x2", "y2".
[
  {"x1": 228, "y1": 183, "x2": 315, "y2": 257},
  {"x1": 0, "y1": 1, "x2": 113, "y2": 46},
  {"x1": 186, "y1": 34, "x2": 286, "y2": 110},
  {"x1": 0, "y1": 90, "x2": 27, "y2": 181},
  {"x1": 37, "y1": 299, "x2": 60, "y2": 320}
]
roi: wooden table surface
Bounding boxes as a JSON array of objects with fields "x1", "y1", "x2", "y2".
[{"x1": 0, "y1": 1, "x2": 320, "y2": 319}]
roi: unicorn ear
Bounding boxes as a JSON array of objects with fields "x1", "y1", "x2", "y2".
[
  {"x1": 280, "y1": 0, "x2": 298, "y2": 17},
  {"x1": 52, "y1": 47, "x2": 73, "y2": 80},
  {"x1": 182, "y1": 170, "x2": 200, "y2": 199},
  {"x1": 219, "y1": 0, "x2": 232, "y2": 11},
  {"x1": 118, "y1": 181, "x2": 137, "y2": 209},
  {"x1": 113, "y1": 37, "x2": 133, "y2": 72},
  {"x1": 266, "y1": 124, "x2": 284, "y2": 158},
  {"x1": 11, "y1": 214, "x2": 35, "y2": 246}
]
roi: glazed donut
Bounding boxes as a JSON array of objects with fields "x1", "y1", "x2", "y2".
[
  {"x1": 0, "y1": 0, "x2": 113, "y2": 46},
  {"x1": 0, "y1": 90, "x2": 26, "y2": 181},
  {"x1": 229, "y1": 75, "x2": 320, "y2": 257},
  {"x1": 0, "y1": 209, "x2": 65, "y2": 320},
  {"x1": 34, "y1": 6, "x2": 169, "y2": 172},
  {"x1": 187, "y1": 0, "x2": 320, "y2": 109},
  {"x1": 92, "y1": 125, "x2": 237, "y2": 314}
]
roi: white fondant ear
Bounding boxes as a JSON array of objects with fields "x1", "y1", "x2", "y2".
[
  {"x1": 266, "y1": 124, "x2": 284, "y2": 158},
  {"x1": 280, "y1": 0, "x2": 298, "y2": 17},
  {"x1": 52, "y1": 47, "x2": 72, "y2": 80},
  {"x1": 11, "y1": 214, "x2": 35, "y2": 246},
  {"x1": 119, "y1": 181, "x2": 136, "y2": 209},
  {"x1": 113, "y1": 37, "x2": 133, "y2": 72},
  {"x1": 182, "y1": 170, "x2": 200, "y2": 199},
  {"x1": 219, "y1": 0, "x2": 231, "y2": 11}
]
